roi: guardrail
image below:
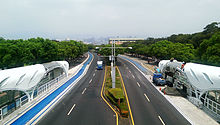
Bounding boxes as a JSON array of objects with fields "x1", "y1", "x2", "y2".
[{"x1": 0, "y1": 74, "x2": 66, "y2": 121}]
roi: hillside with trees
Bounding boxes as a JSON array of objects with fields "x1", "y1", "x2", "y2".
[
  {"x1": 0, "y1": 37, "x2": 88, "y2": 69},
  {"x1": 122, "y1": 22, "x2": 220, "y2": 66}
]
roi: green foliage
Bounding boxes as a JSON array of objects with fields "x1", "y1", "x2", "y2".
[
  {"x1": 199, "y1": 32, "x2": 220, "y2": 66},
  {"x1": 0, "y1": 38, "x2": 88, "y2": 69},
  {"x1": 104, "y1": 66, "x2": 129, "y2": 117},
  {"x1": 97, "y1": 44, "x2": 125, "y2": 56},
  {"x1": 122, "y1": 22, "x2": 220, "y2": 66}
]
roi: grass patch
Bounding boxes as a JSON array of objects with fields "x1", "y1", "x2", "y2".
[{"x1": 104, "y1": 66, "x2": 129, "y2": 118}]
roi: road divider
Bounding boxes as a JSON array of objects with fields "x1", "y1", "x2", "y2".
[{"x1": 100, "y1": 66, "x2": 118, "y2": 125}]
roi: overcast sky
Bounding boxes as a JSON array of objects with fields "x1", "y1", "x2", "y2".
[{"x1": 0, "y1": 0, "x2": 220, "y2": 40}]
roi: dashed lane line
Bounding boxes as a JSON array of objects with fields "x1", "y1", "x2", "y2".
[
  {"x1": 144, "y1": 93, "x2": 150, "y2": 102},
  {"x1": 132, "y1": 75, "x2": 135, "y2": 79},
  {"x1": 67, "y1": 104, "x2": 76, "y2": 116},
  {"x1": 82, "y1": 88, "x2": 87, "y2": 94},
  {"x1": 158, "y1": 115, "x2": 166, "y2": 125},
  {"x1": 136, "y1": 82, "x2": 140, "y2": 87},
  {"x1": 89, "y1": 79, "x2": 92, "y2": 83}
]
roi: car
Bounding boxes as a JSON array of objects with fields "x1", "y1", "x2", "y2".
[{"x1": 153, "y1": 73, "x2": 166, "y2": 86}]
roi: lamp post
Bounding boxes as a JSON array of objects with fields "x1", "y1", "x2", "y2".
[{"x1": 96, "y1": 40, "x2": 132, "y2": 88}]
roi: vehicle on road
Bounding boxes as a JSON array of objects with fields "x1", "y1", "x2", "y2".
[
  {"x1": 153, "y1": 73, "x2": 166, "y2": 86},
  {"x1": 97, "y1": 61, "x2": 103, "y2": 70}
]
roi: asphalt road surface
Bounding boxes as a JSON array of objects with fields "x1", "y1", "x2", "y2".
[
  {"x1": 38, "y1": 53, "x2": 115, "y2": 125},
  {"x1": 117, "y1": 57, "x2": 191, "y2": 125}
]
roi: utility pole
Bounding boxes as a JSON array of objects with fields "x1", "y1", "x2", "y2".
[
  {"x1": 96, "y1": 38, "x2": 132, "y2": 89},
  {"x1": 111, "y1": 39, "x2": 116, "y2": 88}
]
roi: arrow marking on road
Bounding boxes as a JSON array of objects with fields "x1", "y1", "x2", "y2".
[
  {"x1": 158, "y1": 116, "x2": 165, "y2": 125},
  {"x1": 144, "y1": 93, "x2": 150, "y2": 102},
  {"x1": 82, "y1": 88, "x2": 87, "y2": 94},
  {"x1": 67, "y1": 104, "x2": 76, "y2": 116},
  {"x1": 136, "y1": 82, "x2": 140, "y2": 87}
]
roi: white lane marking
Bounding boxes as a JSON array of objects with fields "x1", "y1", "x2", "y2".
[
  {"x1": 93, "y1": 73, "x2": 95, "y2": 76},
  {"x1": 89, "y1": 79, "x2": 92, "y2": 83},
  {"x1": 144, "y1": 93, "x2": 150, "y2": 102},
  {"x1": 132, "y1": 74, "x2": 135, "y2": 79},
  {"x1": 126, "y1": 67, "x2": 128, "y2": 69},
  {"x1": 158, "y1": 116, "x2": 165, "y2": 125},
  {"x1": 67, "y1": 104, "x2": 76, "y2": 116},
  {"x1": 136, "y1": 82, "x2": 140, "y2": 87},
  {"x1": 129, "y1": 70, "x2": 131, "y2": 73},
  {"x1": 82, "y1": 88, "x2": 87, "y2": 94}
]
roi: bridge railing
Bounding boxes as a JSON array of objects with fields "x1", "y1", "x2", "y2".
[
  {"x1": 189, "y1": 90, "x2": 220, "y2": 119},
  {"x1": 200, "y1": 96, "x2": 220, "y2": 117},
  {"x1": 0, "y1": 74, "x2": 66, "y2": 121}
]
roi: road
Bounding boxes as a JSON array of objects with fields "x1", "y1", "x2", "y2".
[
  {"x1": 38, "y1": 53, "x2": 116, "y2": 125},
  {"x1": 117, "y1": 57, "x2": 191, "y2": 125}
]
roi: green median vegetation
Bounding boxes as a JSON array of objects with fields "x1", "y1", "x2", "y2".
[{"x1": 104, "y1": 66, "x2": 129, "y2": 117}]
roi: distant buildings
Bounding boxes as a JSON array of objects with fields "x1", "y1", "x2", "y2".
[{"x1": 109, "y1": 38, "x2": 145, "y2": 45}]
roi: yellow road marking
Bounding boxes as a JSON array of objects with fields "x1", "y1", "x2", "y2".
[
  {"x1": 116, "y1": 66, "x2": 135, "y2": 125},
  {"x1": 101, "y1": 66, "x2": 118, "y2": 125}
]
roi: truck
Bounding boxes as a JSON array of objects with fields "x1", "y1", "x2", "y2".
[{"x1": 97, "y1": 61, "x2": 103, "y2": 70}]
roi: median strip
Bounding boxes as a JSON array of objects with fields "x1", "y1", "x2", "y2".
[{"x1": 101, "y1": 66, "x2": 119, "y2": 125}]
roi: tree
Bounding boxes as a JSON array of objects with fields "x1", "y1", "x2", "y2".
[
  {"x1": 0, "y1": 38, "x2": 88, "y2": 69},
  {"x1": 199, "y1": 32, "x2": 220, "y2": 66},
  {"x1": 203, "y1": 22, "x2": 220, "y2": 33}
]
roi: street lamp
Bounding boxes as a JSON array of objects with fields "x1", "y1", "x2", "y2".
[{"x1": 96, "y1": 41, "x2": 132, "y2": 88}]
